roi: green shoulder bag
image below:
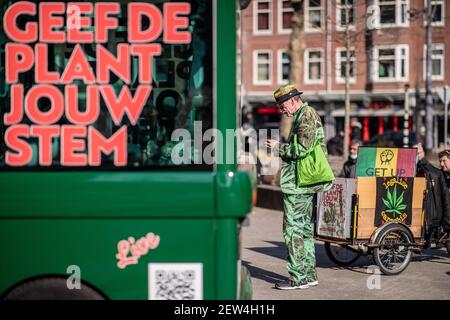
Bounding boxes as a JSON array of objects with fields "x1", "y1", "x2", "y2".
[{"x1": 294, "y1": 135, "x2": 335, "y2": 187}]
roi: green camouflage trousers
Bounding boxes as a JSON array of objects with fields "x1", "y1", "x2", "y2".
[{"x1": 283, "y1": 193, "x2": 317, "y2": 283}]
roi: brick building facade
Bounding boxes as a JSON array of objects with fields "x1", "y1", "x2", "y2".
[{"x1": 239, "y1": 0, "x2": 450, "y2": 147}]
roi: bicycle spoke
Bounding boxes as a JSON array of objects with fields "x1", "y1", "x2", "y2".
[{"x1": 377, "y1": 229, "x2": 412, "y2": 271}]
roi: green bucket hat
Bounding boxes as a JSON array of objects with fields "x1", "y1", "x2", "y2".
[{"x1": 273, "y1": 84, "x2": 303, "y2": 105}]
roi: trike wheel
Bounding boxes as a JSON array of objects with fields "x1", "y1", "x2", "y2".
[
  {"x1": 373, "y1": 224, "x2": 413, "y2": 275},
  {"x1": 324, "y1": 242, "x2": 361, "y2": 266}
]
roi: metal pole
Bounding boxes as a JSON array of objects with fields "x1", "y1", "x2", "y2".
[
  {"x1": 445, "y1": 86, "x2": 448, "y2": 149},
  {"x1": 343, "y1": 0, "x2": 350, "y2": 160},
  {"x1": 404, "y1": 84, "x2": 410, "y2": 147},
  {"x1": 425, "y1": 0, "x2": 434, "y2": 153},
  {"x1": 414, "y1": 81, "x2": 421, "y2": 143}
]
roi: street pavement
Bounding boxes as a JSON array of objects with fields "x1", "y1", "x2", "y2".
[{"x1": 241, "y1": 207, "x2": 450, "y2": 300}]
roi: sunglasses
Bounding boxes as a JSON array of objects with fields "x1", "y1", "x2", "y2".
[{"x1": 279, "y1": 99, "x2": 294, "y2": 110}]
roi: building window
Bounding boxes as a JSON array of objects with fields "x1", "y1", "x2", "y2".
[
  {"x1": 431, "y1": 45, "x2": 444, "y2": 80},
  {"x1": 373, "y1": 45, "x2": 409, "y2": 82},
  {"x1": 379, "y1": 0, "x2": 396, "y2": 24},
  {"x1": 424, "y1": 44, "x2": 445, "y2": 81},
  {"x1": 278, "y1": 50, "x2": 290, "y2": 84},
  {"x1": 278, "y1": 0, "x2": 294, "y2": 33},
  {"x1": 253, "y1": 50, "x2": 272, "y2": 85},
  {"x1": 337, "y1": 0, "x2": 355, "y2": 30},
  {"x1": 425, "y1": 0, "x2": 445, "y2": 26},
  {"x1": 253, "y1": 0, "x2": 272, "y2": 35},
  {"x1": 377, "y1": 0, "x2": 409, "y2": 27},
  {"x1": 305, "y1": 0, "x2": 323, "y2": 32},
  {"x1": 305, "y1": 49, "x2": 323, "y2": 83},
  {"x1": 379, "y1": 48, "x2": 396, "y2": 78},
  {"x1": 336, "y1": 48, "x2": 356, "y2": 83}
]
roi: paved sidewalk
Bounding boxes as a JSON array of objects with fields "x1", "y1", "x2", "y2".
[{"x1": 242, "y1": 207, "x2": 450, "y2": 300}]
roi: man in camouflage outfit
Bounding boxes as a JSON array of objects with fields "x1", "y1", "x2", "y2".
[{"x1": 266, "y1": 84, "x2": 332, "y2": 290}]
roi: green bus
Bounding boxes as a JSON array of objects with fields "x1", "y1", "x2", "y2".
[{"x1": 0, "y1": 0, "x2": 254, "y2": 299}]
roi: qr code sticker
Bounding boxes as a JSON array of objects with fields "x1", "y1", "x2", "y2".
[{"x1": 148, "y1": 263, "x2": 203, "y2": 300}]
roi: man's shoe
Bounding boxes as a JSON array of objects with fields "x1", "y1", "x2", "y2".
[
  {"x1": 308, "y1": 280, "x2": 319, "y2": 287},
  {"x1": 275, "y1": 280, "x2": 309, "y2": 290}
]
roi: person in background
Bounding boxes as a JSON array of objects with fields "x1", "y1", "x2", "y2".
[
  {"x1": 439, "y1": 150, "x2": 450, "y2": 192},
  {"x1": 350, "y1": 118, "x2": 362, "y2": 141},
  {"x1": 339, "y1": 139, "x2": 361, "y2": 178},
  {"x1": 326, "y1": 130, "x2": 344, "y2": 156},
  {"x1": 438, "y1": 149, "x2": 450, "y2": 231},
  {"x1": 415, "y1": 144, "x2": 450, "y2": 236}
]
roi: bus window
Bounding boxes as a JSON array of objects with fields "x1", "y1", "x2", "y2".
[{"x1": 0, "y1": 0, "x2": 213, "y2": 170}]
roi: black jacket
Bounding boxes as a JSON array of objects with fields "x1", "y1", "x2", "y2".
[
  {"x1": 443, "y1": 171, "x2": 450, "y2": 229},
  {"x1": 444, "y1": 171, "x2": 450, "y2": 192},
  {"x1": 339, "y1": 157, "x2": 357, "y2": 178},
  {"x1": 416, "y1": 158, "x2": 450, "y2": 230}
]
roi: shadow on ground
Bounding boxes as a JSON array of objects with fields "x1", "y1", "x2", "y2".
[
  {"x1": 245, "y1": 240, "x2": 450, "y2": 285},
  {"x1": 242, "y1": 261, "x2": 288, "y2": 286},
  {"x1": 245, "y1": 241, "x2": 376, "y2": 284},
  {"x1": 412, "y1": 248, "x2": 450, "y2": 265}
]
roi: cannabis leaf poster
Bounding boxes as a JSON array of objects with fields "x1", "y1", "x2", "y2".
[
  {"x1": 316, "y1": 178, "x2": 355, "y2": 239},
  {"x1": 375, "y1": 177, "x2": 414, "y2": 226}
]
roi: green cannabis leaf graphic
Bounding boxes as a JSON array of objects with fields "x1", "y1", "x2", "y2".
[
  {"x1": 382, "y1": 185, "x2": 407, "y2": 217},
  {"x1": 324, "y1": 207, "x2": 337, "y2": 224}
]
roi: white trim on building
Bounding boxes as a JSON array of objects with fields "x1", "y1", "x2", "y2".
[
  {"x1": 305, "y1": 0, "x2": 324, "y2": 33},
  {"x1": 423, "y1": 43, "x2": 445, "y2": 81},
  {"x1": 253, "y1": 50, "x2": 273, "y2": 85},
  {"x1": 277, "y1": 0, "x2": 294, "y2": 34},
  {"x1": 336, "y1": 0, "x2": 356, "y2": 31},
  {"x1": 336, "y1": 47, "x2": 356, "y2": 84},
  {"x1": 253, "y1": 0, "x2": 273, "y2": 35},
  {"x1": 372, "y1": 44, "x2": 409, "y2": 82},
  {"x1": 304, "y1": 48, "x2": 324, "y2": 84},
  {"x1": 424, "y1": 0, "x2": 445, "y2": 27},
  {"x1": 374, "y1": 0, "x2": 409, "y2": 28},
  {"x1": 277, "y1": 49, "x2": 290, "y2": 84}
]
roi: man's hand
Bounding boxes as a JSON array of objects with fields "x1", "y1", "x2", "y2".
[{"x1": 265, "y1": 139, "x2": 279, "y2": 149}]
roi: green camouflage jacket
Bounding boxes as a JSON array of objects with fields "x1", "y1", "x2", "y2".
[{"x1": 275, "y1": 102, "x2": 332, "y2": 194}]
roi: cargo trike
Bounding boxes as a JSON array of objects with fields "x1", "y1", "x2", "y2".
[{"x1": 314, "y1": 147, "x2": 450, "y2": 275}]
